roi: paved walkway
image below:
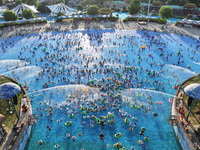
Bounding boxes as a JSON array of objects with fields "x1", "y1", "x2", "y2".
[{"x1": 0, "y1": 20, "x2": 200, "y2": 40}]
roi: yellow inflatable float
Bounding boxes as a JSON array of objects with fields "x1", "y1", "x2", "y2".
[{"x1": 141, "y1": 45, "x2": 146, "y2": 49}]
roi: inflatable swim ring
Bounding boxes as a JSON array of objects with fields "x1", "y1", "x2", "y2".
[
  {"x1": 138, "y1": 140, "x2": 143, "y2": 144},
  {"x1": 114, "y1": 132, "x2": 122, "y2": 138},
  {"x1": 81, "y1": 111, "x2": 86, "y2": 115},
  {"x1": 144, "y1": 137, "x2": 149, "y2": 142},
  {"x1": 65, "y1": 121, "x2": 72, "y2": 127},
  {"x1": 69, "y1": 113, "x2": 74, "y2": 118},
  {"x1": 38, "y1": 140, "x2": 42, "y2": 145},
  {"x1": 124, "y1": 118, "x2": 129, "y2": 124},
  {"x1": 113, "y1": 142, "x2": 122, "y2": 149}
]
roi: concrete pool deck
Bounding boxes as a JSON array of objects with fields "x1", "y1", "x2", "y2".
[{"x1": 0, "y1": 20, "x2": 200, "y2": 40}]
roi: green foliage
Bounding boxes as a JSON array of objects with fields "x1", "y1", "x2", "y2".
[
  {"x1": 157, "y1": 18, "x2": 166, "y2": 24},
  {"x1": 83, "y1": 0, "x2": 95, "y2": 6},
  {"x1": 65, "y1": 0, "x2": 69, "y2": 4},
  {"x1": 152, "y1": 1, "x2": 162, "y2": 6},
  {"x1": 37, "y1": 4, "x2": 51, "y2": 13},
  {"x1": 25, "y1": 0, "x2": 39, "y2": 8},
  {"x1": 22, "y1": 9, "x2": 35, "y2": 19},
  {"x1": 122, "y1": 6, "x2": 128, "y2": 12},
  {"x1": 159, "y1": 6, "x2": 173, "y2": 19},
  {"x1": 128, "y1": 0, "x2": 141, "y2": 15},
  {"x1": 0, "y1": 20, "x2": 47, "y2": 28},
  {"x1": 175, "y1": 21, "x2": 179, "y2": 26},
  {"x1": 123, "y1": 17, "x2": 166, "y2": 24},
  {"x1": 0, "y1": 0, "x2": 3, "y2": 5},
  {"x1": 77, "y1": 5, "x2": 84, "y2": 11},
  {"x1": 100, "y1": 8, "x2": 114, "y2": 15},
  {"x1": 183, "y1": 3, "x2": 197, "y2": 9},
  {"x1": 57, "y1": 12, "x2": 64, "y2": 17},
  {"x1": 15, "y1": 0, "x2": 22, "y2": 5},
  {"x1": 111, "y1": 8, "x2": 121, "y2": 12},
  {"x1": 3, "y1": 10, "x2": 19, "y2": 21},
  {"x1": 55, "y1": 0, "x2": 64, "y2": 4},
  {"x1": 86, "y1": 5, "x2": 100, "y2": 15}
]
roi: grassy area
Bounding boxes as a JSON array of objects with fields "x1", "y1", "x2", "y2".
[
  {"x1": 182, "y1": 76, "x2": 200, "y2": 125},
  {"x1": 0, "y1": 76, "x2": 23, "y2": 130}
]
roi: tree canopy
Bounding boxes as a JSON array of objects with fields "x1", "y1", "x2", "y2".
[
  {"x1": 100, "y1": 8, "x2": 114, "y2": 15},
  {"x1": 83, "y1": 0, "x2": 95, "y2": 6},
  {"x1": 3, "y1": 10, "x2": 19, "y2": 21},
  {"x1": 55, "y1": 0, "x2": 64, "y2": 4},
  {"x1": 86, "y1": 5, "x2": 99, "y2": 15},
  {"x1": 152, "y1": 1, "x2": 162, "y2": 6},
  {"x1": 22, "y1": 9, "x2": 35, "y2": 19},
  {"x1": 159, "y1": 6, "x2": 173, "y2": 19},
  {"x1": 77, "y1": 5, "x2": 84, "y2": 11},
  {"x1": 25, "y1": 0, "x2": 39, "y2": 8},
  {"x1": 128, "y1": 0, "x2": 141, "y2": 15},
  {"x1": 57, "y1": 12, "x2": 64, "y2": 17}
]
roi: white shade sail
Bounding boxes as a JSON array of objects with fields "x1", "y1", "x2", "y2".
[
  {"x1": 46, "y1": 3, "x2": 76, "y2": 15},
  {"x1": 11, "y1": 3, "x2": 39, "y2": 15}
]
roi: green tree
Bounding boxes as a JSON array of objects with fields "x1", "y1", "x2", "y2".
[
  {"x1": 22, "y1": 9, "x2": 35, "y2": 19},
  {"x1": 55, "y1": 0, "x2": 64, "y2": 4},
  {"x1": 65, "y1": 0, "x2": 69, "y2": 4},
  {"x1": 83, "y1": 0, "x2": 95, "y2": 6},
  {"x1": 128, "y1": 0, "x2": 141, "y2": 15},
  {"x1": 152, "y1": 1, "x2": 162, "y2": 6},
  {"x1": 159, "y1": 6, "x2": 173, "y2": 19},
  {"x1": 77, "y1": 5, "x2": 84, "y2": 11},
  {"x1": 0, "y1": 0, "x2": 3, "y2": 5},
  {"x1": 37, "y1": 4, "x2": 51, "y2": 13},
  {"x1": 57, "y1": 12, "x2": 64, "y2": 17},
  {"x1": 100, "y1": 7, "x2": 114, "y2": 15},
  {"x1": 3, "y1": 10, "x2": 19, "y2": 21},
  {"x1": 15, "y1": 0, "x2": 22, "y2": 5},
  {"x1": 86, "y1": 5, "x2": 99, "y2": 15},
  {"x1": 25, "y1": 0, "x2": 39, "y2": 8}
]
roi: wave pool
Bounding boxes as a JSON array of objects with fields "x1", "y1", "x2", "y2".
[{"x1": 1, "y1": 29, "x2": 200, "y2": 150}]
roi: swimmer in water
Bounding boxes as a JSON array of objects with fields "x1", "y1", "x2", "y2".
[
  {"x1": 99, "y1": 132, "x2": 104, "y2": 140},
  {"x1": 139, "y1": 130, "x2": 144, "y2": 136},
  {"x1": 105, "y1": 144, "x2": 109, "y2": 148},
  {"x1": 133, "y1": 123, "x2": 137, "y2": 129},
  {"x1": 153, "y1": 113, "x2": 158, "y2": 117},
  {"x1": 129, "y1": 126, "x2": 133, "y2": 131}
]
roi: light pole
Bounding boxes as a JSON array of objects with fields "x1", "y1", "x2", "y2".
[{"x1": 147, "y1": 0, "x2": 151, "y2": 16}]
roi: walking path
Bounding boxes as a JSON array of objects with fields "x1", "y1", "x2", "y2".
[{"x1": 0, "y1": 20, "x2": 200, "y2": 40}]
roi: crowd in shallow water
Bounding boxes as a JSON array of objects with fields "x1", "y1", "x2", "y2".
[{"x1": 1, "y1": 28, "x2": 200, "y2": 149}]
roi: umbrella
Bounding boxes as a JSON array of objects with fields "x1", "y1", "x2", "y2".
[
  {"x1": 184, "y1": 83, "x2": 200, "y2": 100},
  {"x1": 0, "y1": 82, "x2": 21, "y2": 99},
  {"x1": 184, "y1": 83, "x2": 200, "y2": 121}
]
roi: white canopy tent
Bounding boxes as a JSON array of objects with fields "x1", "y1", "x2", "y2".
[
  {"x1": 11, "y1": 3, "x2": 39, "y2": 15},
  {"x1": 46, "y1": 3, "x2": 77, "y2": 15}
]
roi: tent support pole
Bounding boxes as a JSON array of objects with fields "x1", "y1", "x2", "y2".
[
  {"x1": 186, "y1": 99, "x2": 195, "y2": 121},
  {"x1": 10, "y1": 98, "x2": 20, "y2": 120}
]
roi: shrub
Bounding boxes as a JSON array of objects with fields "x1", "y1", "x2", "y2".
[
  {"x1": 22, "y1": 9, "x2": 35, "y2": 19},
  {"x1": 3, "y1": 10, "x2": 19, "y2": 21}
]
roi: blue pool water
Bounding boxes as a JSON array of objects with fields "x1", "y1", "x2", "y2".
[
  {"x1": 1, "y1": 29, "x2": 200, "y2": 150},
  {"x1": 113, "y1": 12, "x2": 129, "y2": 20},
  {"x1": 113, "y1": 12, "x2": 180, "y2": 23}
]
